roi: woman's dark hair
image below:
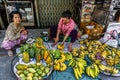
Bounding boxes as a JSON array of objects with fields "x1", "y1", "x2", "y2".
[
  {"x1": 61, "y1": 10, "x2": 72, "y2": 19},
  {"x1": 114, "y1": 10, "x2": 120, "y2": 21},
  {"x1": 9, "y1": 11, "x2": 22, "y2": 22}
]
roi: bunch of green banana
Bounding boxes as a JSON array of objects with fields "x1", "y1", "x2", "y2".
[
  {"x1": 68, "y1": 58, "x2": 87, "y2": 80},
  {"x1": 68, "y1": 58, "x2": 76, "y2": 67},
  {"x1": 86, "y1": 63, "x2": 100, "y2": 78},
  {"x1": 73, "y1": 61, "x2": 86, "y2": 80},
  {"x1": 65, "y1": 53, "x2": 73, "y2": 61}
]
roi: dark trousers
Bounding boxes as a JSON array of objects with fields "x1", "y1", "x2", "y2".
[{"x1": 49, "y1": 26, "x2": 77, "y2": 43}]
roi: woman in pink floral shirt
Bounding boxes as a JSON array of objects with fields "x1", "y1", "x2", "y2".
[
  {"x1": 49, "y1": 10, "x2": 81, "y2": 51},
  {"x1": 1, "y1": 11, "x2": 28, "y2": 56}
]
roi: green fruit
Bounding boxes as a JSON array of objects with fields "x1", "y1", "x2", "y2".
[
  {"x1": 45, "y1": 67, "x2": 50, "y2": 74},
  {"x1": 21, "y1": 77, "x2": 26, "y2": 80},
  {"x1": 33, "y1": 77, "x2": 38, "y2": 80},
  {"x1": 34, "y1": 73, "x2": 39, "y2": 77},
  {"x1": 40, "y1": 65, "x2": 45, "y2": 71},
  {"x1": 38, "y1": 76, "x2": 42, "y2": 80},
  {"x1": 27, "y1": 76, "x2": 32, "y2": 80},
  {"x1": 17, "y1": 70, "x2": 23, "y2": 75},
  {"x1": 19, "y1": 73, "x2": 25, "y2": 78},
  {"x1": 37, "y1": 69, "x2": 42, "y2": 75},
  {"x1": 23, "y1": 70, "x2": 29, "y2": 76},
  {"x1": 41, "y1": 72, "x2": 46, "y2": 77},
  {"x1": 28, "y1": 68, "x2": 36, "y2": 73},
  {"x1": 31, "y1": 64, "x2": 37, "y2": 68}
]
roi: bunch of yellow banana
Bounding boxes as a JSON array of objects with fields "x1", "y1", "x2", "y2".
[
  {"x1": 88, "y1": 53, "x2": 96, "y2": 61},
  {"x1": 98, "y1": 64, "x2": 106, "y2": 71},
  {"x1": 35, "y1": 37, "x2": 43, "y2": 44},
  {"x1": 72, "y1": 48, "x2": 80, "y2": 57},
  {"x1": 86, "y1": 63, "x2": 100, "y2": 78},
  {"x1": 54, "y1": 59, "x2": 67, "y2": 71},
  {"x1": 98, "y1": 64, "x2": 119, "y2": 74},
  {"x1": 79, "y1": 51, "x2": 88, "y2": 59},
  {"x1": 57, "y1": 53, "x2": 66, "y2": 62},
  {"x1": 57, "y1": 44, "x2": 64, "y2": 50},
  {"x1": 80, "y1": 45, "x2": 85, "y2": 50}
]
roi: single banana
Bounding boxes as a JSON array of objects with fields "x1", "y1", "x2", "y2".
[
  {"x1": 93, "y1": 64, "x2": 99, "y2": 76},
  {"x1": 68, "y1": 59, "x2": 74, "y2": 66},
  {"x1": 89, "y1": 66, "x2": 95, "y2": 78},
  {"x1": 76, "y1": 67, "x2": 82, "y2": 78},
  {"x1": 86, "y1": 66, "x2": 91, "y2": 76},
  {"x1": 73, "y1": 68, "x2": 79, "y2": 80}
]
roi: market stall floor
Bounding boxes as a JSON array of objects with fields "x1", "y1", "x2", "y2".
[{"x1": 0, "y1": 29, "x2": 120, "y2": 80}]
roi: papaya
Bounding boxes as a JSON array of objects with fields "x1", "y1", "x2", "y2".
[
  {"x1": 16, "y1": 64, "x2": 28, "y2": 70},
  {"x1": 23, "y1": 52, "x2": 30, "y2": 63},
  {"x1": 35, "y1": 49, "x2": 41, "y2": 63},
  {"x1": 43, "y1": 50, "x2": 49, "y2": 61},
  {"x1": 29, "y1": 48, "x2": 35, "y2": 58},
  {"x1": 46, "y1": 56, "x2": 52, "y2": 64},
  {"x1": 40, "y1": 49, "x2": 45, "y2": 59}
]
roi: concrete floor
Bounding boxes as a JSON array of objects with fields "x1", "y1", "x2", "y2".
[{"x1": 0, "y1": 29, "x2": 120, "y2": 80}]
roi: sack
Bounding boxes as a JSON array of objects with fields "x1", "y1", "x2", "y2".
[{"x1": 102, "y1": 22, "x2": 120, "y2": 48}]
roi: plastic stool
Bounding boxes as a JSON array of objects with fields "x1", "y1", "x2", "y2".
[{"x1": 61, "y1": 36, "x2": 71, "y2": 42}]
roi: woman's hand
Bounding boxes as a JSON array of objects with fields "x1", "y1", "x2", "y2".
[
  {"x1": 61, "y1": 41, "x2": 64, "y2": 45},
  {"x1": 21, "y1": 30, "x2": 28, "y2": 35},
  {"x1": 55, "y1": 37, "x2": 59, "y2": 43},
  {"x1": 20, "y1": 27, "x2": 25, "y2": 33}
]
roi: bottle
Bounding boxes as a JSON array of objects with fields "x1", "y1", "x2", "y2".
[{"x1": 118, "y1": 32, "x2": 120, "y2": 46}]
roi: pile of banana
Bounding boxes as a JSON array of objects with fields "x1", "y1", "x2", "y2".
[
  {"x1": 68, "y1": 58, "x2": 87, "y2": 80},
  {"x1": 98, "y1": 64, "x2": 119, "y2": 74},
  {"x1": 54, "y1": 53, "x2": 67, "y2": 71},
  {"x1": 72, "y1": 47, "x2": 88, "y2": 59},
  {"x1": 86, "y1": 63, "x2": 100, "y2": 78}
]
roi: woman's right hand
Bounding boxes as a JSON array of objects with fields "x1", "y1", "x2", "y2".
[{"x1": 55, "y1": 37, "x2": 59, "y2": 43}]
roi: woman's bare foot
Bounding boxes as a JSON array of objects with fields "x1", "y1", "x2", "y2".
[
  {"x1": 68, "y1": 42, "x2": 73, "y2": 52},
  {"x1": 8, "y1": 50, "x2": 13, "y2": 56}
]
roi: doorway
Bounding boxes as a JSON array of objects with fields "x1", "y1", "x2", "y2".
[{"x1": 36, "y1": 0, "x2": 81, "y2": 29}]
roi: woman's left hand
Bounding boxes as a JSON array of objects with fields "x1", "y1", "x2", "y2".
[
  {"x1": 20, "y1": 27, "x2": 25, "y2": 33},
  {"x1": 61, "y1": 41, "x2": 64, "y2": 45}
]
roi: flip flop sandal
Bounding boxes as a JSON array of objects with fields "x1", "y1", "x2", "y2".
[
  {"x1": 8, "y1": 51, "x2": 13, "y2": 56},
  {"x1": 51, "y1": 42, "x2": 57, "y2": 47}
]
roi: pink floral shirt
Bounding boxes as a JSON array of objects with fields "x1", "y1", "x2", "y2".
[{"x1": 58, "y1": 18, "x2": 75, "y2": 35}]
